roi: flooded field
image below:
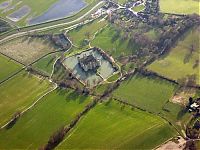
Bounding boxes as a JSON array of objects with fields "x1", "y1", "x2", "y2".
[
  {"x1": 7, "y1": 5, "x2": 30, "y2": 22},
  {"x1": 29, "y1": 0, "x2": 86, "y2": 25},
  {"x1": 0, "y1": 0, "x2": 10, "y2": 10}
]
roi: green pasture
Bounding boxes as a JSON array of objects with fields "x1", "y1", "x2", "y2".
[
  {"x1": 0, "y1": 71, "x2": 52, "y2": 126},
  {"x1": 91, "y1": 25, "x2": 140, "y2": 58},
  {"x1": 68, "y1": 18, "x2": 107, "y2": 48},
  {"x1": 33, "y1": 53, "x2": 59, "y2": 76},
  {"x1": 0, "y1": 89, "x2": 92, "y2": 149},
  {"x1": 132, "y1": 4, "x2": 145, "y2": 12},
  {"x1": 58, "y1": 100, "x2": 177, "y2": 149},
  {"x1": 0, "y1": 54, "x2": 22, "y2": 82},
  {"x1": 113, "y1": 74, "x2": 177, "y2": 112},
  {"x1": 148, "y1": 26, "x2": 200, "y2": 85},
  {"x1": 160, "y1": 0, "x2": 200, "y2": 15}
]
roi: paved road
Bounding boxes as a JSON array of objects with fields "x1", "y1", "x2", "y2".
[{"x1": 0, "y1": 1, "x2": 104, "y2": 44}]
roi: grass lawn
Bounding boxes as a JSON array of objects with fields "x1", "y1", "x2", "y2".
[
  {"x1": 0, "y1": 89, "x2": 93, "y2": 149},
  {"x1": 132, "y1": 4, "x2": 145, "y2": 12},
  {"x1": 147, "y1": 26, "x2": 200, "y2": 85},
  {"x1": 91, "y1": 25, "x2": 140, "y2": 58},
  {"x1": 33, "y1": 53, "x2": 59, "y2": 76},
  {"x1": 68, "y1": 18, "x2": 107, "y2": 48},
  {"x1": 58, "y1": 100, "x2": 177, "y2": 149},
  {"x1": 160, "y1": 0, "x2": 200, "y2": 15},
  {"x1": 0, "y1": 36, "x2": 57, "y2": 65},
  {"x1": 113, "y1": 74, "x2": 177, "y2": 113},
  {"x1": 0, "y1": 71, "x2": 53, "y2": 126},
  {"x1": 0, "y1": 54, "x2": 22, "y2": 82}
]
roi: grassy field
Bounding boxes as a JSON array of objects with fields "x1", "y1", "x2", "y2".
[
  {"x1": 160, "y1": 0, "x2": 200, "y2": 15},
  {"x1": 0, "y1": 70, "x2": 52, "y2": 126},
  {"x1": 0, "y1": 54, "x2": 22, "y2": 82},
  {"x1": 147, "y1": 26, "x2": 200, "y2": 85},
  {"x1": 58, "y1": 100, "x2": 177, "y2": 149},
  {"x1": 132, "y1": 4, "x2": 145, "y2": 12},
  {"x1": 33, "y1": 53, "x2": 59, "y2": 76},
  {"x1": 113, "y1": 74, "x2": 177, "y2": 113},
  {"x1": 0, "y1": 36, "x2": 57, "y2": 65},
  {"x1": 91, "y1": 25, "x2": 140, "y2": 58},
  {"x1": 161, "y1": 102, "x2": 191, "y2": 131},
  {"x1": 68, "y1": 18, "x2": 107, "y2": 48},
  {"x1": 0, "y1": 89, "x2": 92, "y2": 149}
]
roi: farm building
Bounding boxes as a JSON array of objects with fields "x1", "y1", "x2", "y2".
[{"x1": 78, "y1": 53, "x2": 101, "y2": 72}]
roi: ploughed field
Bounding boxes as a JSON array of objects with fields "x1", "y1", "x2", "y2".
[
  {"x1": 57, "y1": 100, "x2": 177, "y2": 149},
  {"x1": 0, "y1": 89, "x2": 92, "y2": 149}
]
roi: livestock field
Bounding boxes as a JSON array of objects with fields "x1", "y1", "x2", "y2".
[
  {"x1": 0, "y1": 89, "x2": 92, "y2": 149},
  {"x1": 0, "y1": 54, "x2": 22, "y2": 82},
  {"x1": 160, "y1": 0, "x2": 200, "y2": 15},
  {"x1": 148, "y1": 26, "x2": 200, "y2": 85},
  {"x1": 58, "y1": 100, "x2": 177, "y2": 149},
  {"x1": 113, "y1": 74, "x2": 177, "y2": 113},
  {"x1": 0, "y1": 70, "x2": 53, "y2": 127},
  {"x1": 0, "y1": 36, "x2": 57, "y2": 65}
]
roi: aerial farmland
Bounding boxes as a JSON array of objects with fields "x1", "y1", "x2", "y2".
[{"x1": 0, "y1": 0, "x2": 199, "y2": 149}]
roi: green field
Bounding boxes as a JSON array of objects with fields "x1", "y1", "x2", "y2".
[
  {"x1": 0, "y1": 89, "x2": 92, "y2": 149},
  {"x1": 91, "y1": 25, "x2": 139, "y2": 58},
  {"x1": 58, "y1": 100, "x2": 177, "y2": 149},
  {"x1": 113, "y1": 74, "x2": 177, "y2": 112},
  {"x1": 160, "y1": 0, "x2": 200, "y2": 15},
  {"x1": 132, "y1": 4, "x2": 145, "y2": 12},
  {"x1": 0, "y1": 71, "x2": 52, "y2": 126},
  {"x1": 148, "y1": 26, "x2": 200, "y2": 85},
  {"x1": 33, "y1": 53, "x2": 59, "y2": 76},
  {"x1": 68, "y1": 18, "x2": 107, "y2": 48},
  {"x1": 0, "y1": 54, "x2": 22, "y2": 82}
]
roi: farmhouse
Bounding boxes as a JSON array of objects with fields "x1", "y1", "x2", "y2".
[{"x1": 78, "y1": 53, "x2": 101, "y2": 72}]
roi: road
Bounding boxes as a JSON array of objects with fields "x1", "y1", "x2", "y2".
[{"x1": 0, "y1": 1, "x2": 105, "y2": 44}]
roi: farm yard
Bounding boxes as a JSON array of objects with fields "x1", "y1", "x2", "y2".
[
  {"x1": 58, "y1": 100, "x2": 177, "y2": 149},
  {"x1": 147, "y1": 26, "x2": 200, "y2": 85},
  {"x1": 0, "y1": 54, "x2": 22, "y2": 82},
  {"x1": 160, "y1": 0, "x2": 200, "y2": 15},
  {"x1": 0, "y1": 36, "x2": 58, "y2": 65},
  {"x1": 113, "y1": 74, "x2": 177, "y2": 113},
  {"x1": 0, "y1": 70, "x2": 53, "y2": 127},
  {"x1": 0, "y1": 89, "x2": 92, "y2": 149}
]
